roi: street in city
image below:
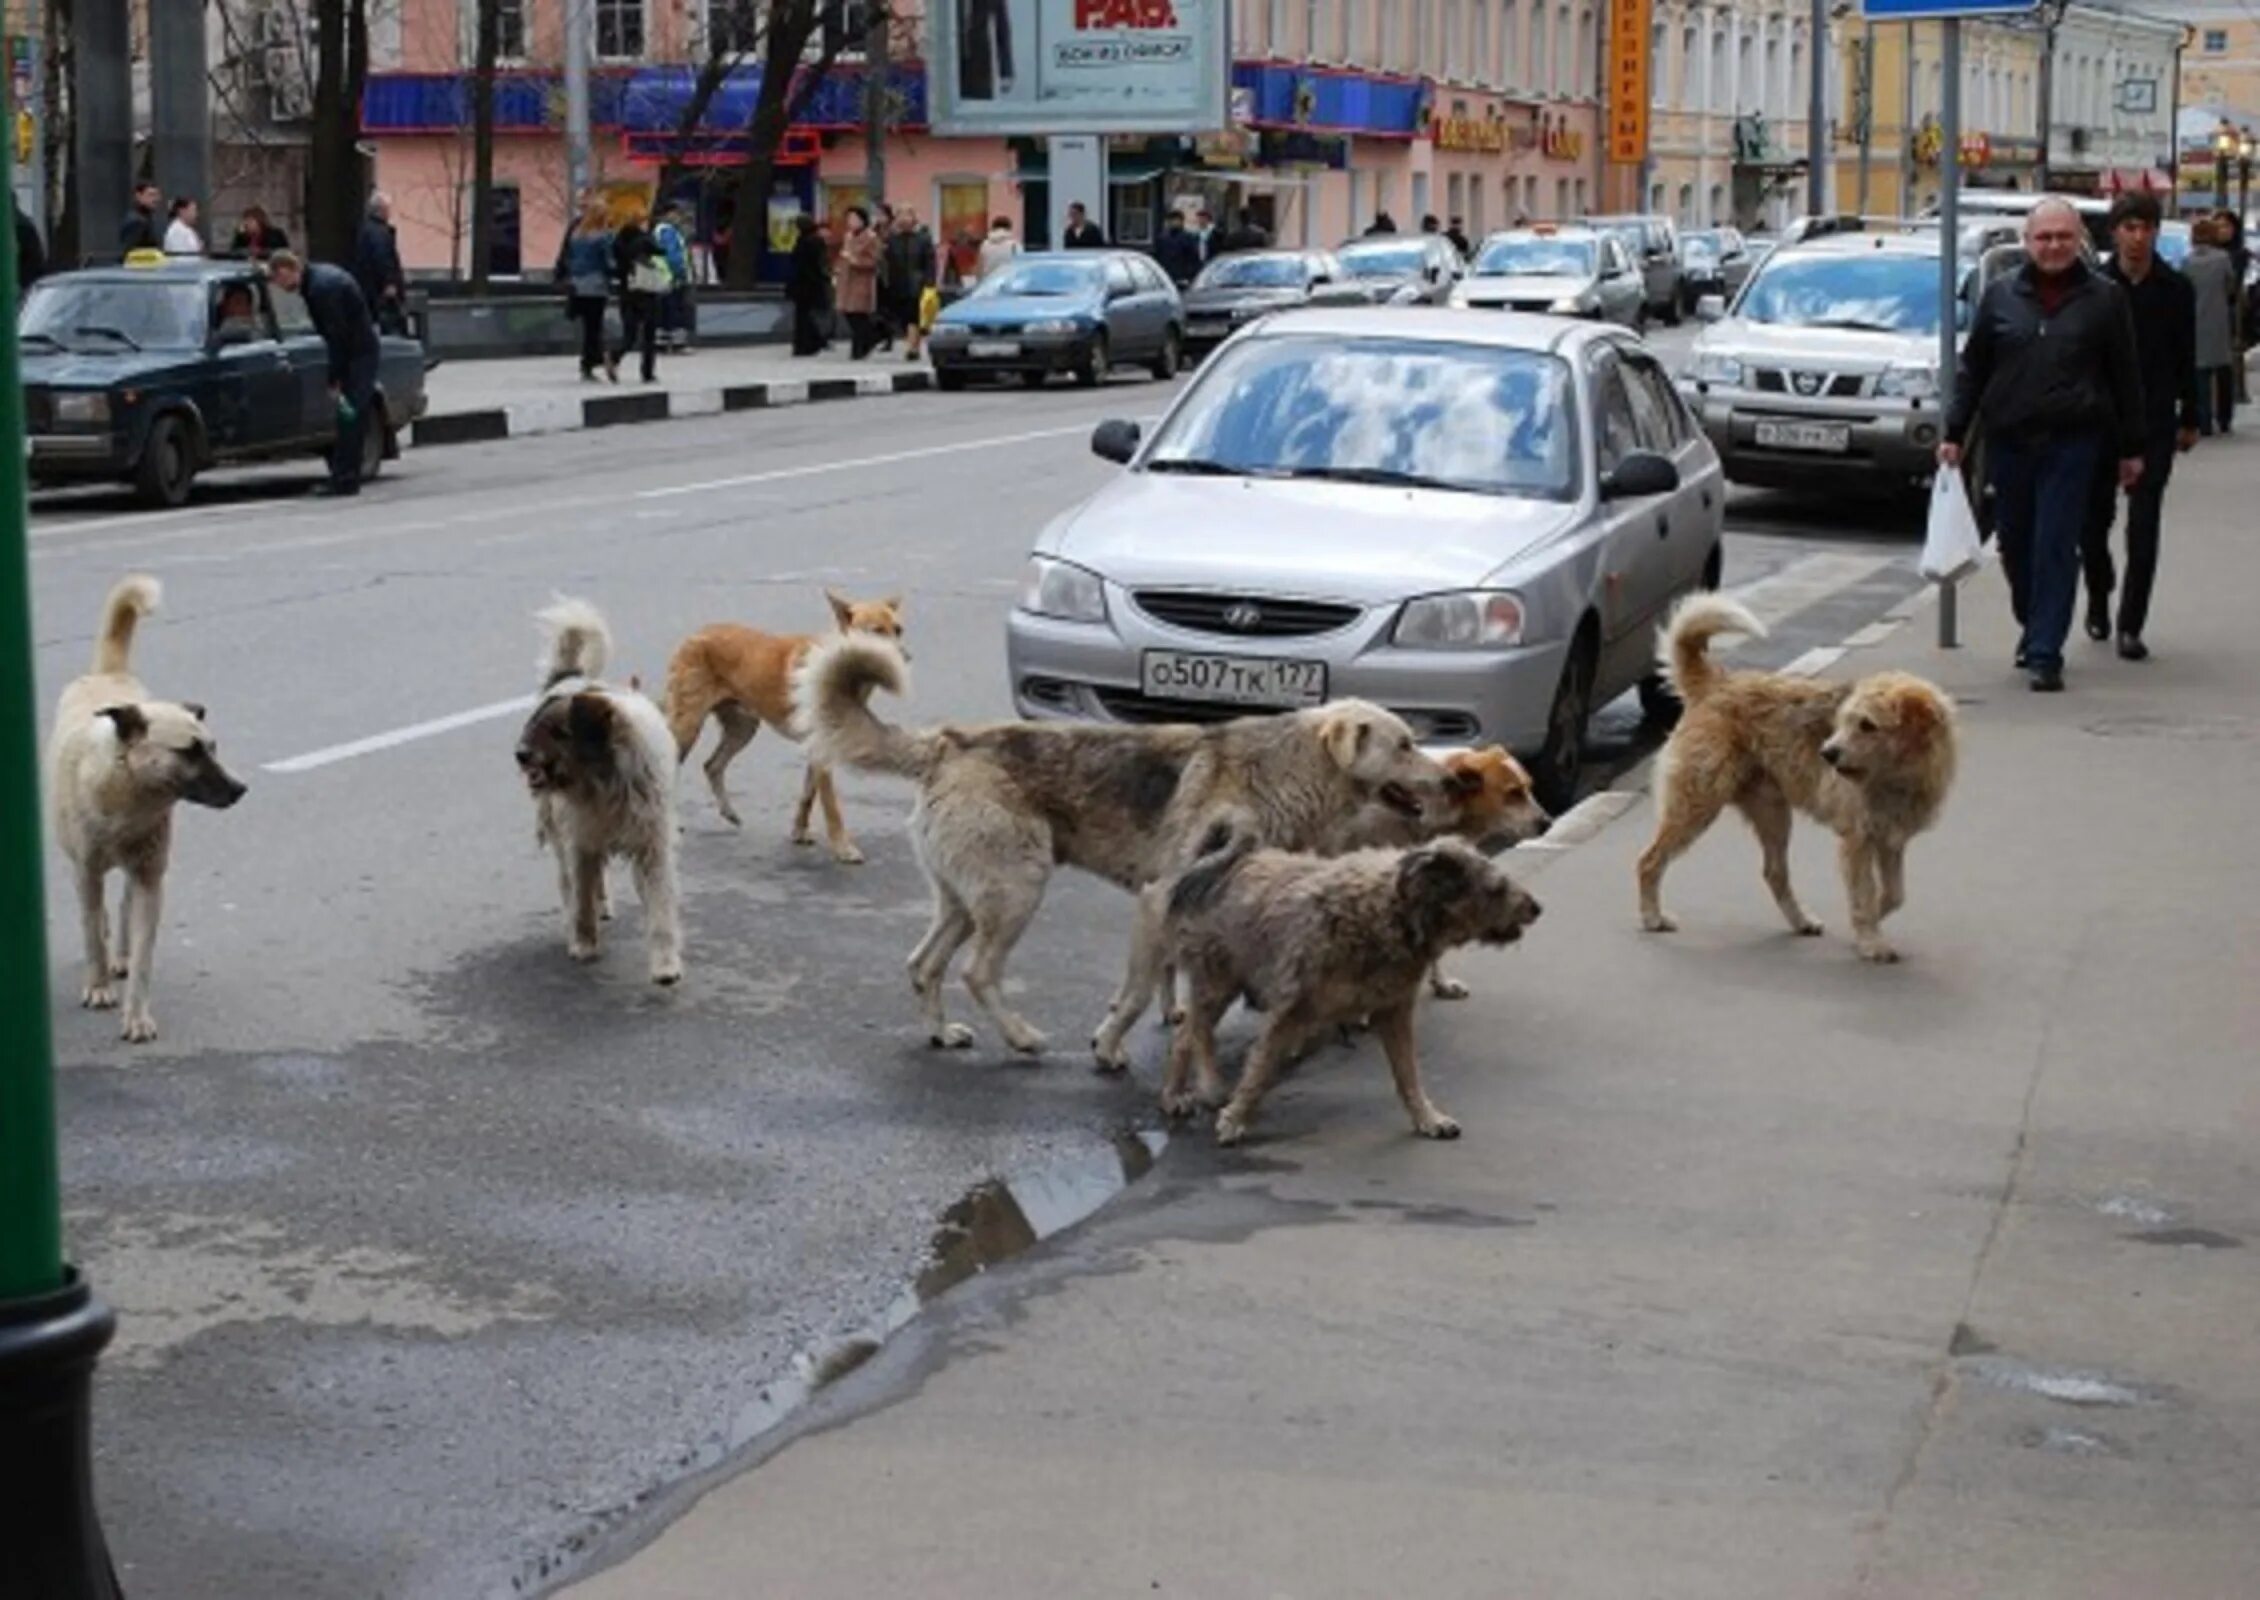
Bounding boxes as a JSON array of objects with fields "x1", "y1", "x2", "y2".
[{"x1": 25, "y1": 321, "x2": 2258, "y2": 1597}]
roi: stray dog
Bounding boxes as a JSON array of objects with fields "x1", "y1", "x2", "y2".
[
  {"x1": 1635, "y1": 594, "x2": 1957, "y2": 963},
  {"x1": 661, "y1": 592, "x2": 906, "y2": 863},
  {"x1": 514, "y1": 597, "x2": 684, "y2": 984},
  {"x1": 1162, "y1": 831, "x2": 1543, "y2": 1144},
  {"x1": 46, "y1": 575, "x2": 247, "y2": 1042},
  {"x1": 794, "y1": 635, "x2": 1453, "y2": 1055}
]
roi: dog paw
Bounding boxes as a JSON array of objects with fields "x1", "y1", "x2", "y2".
[
  {"x1": 1857, "y1": 939, "x2": 1901, "y2": 965},
  {"x1": 568, "y1": 939, "x2": 601, "y2": 964},
  {"x1": 830, "y1": 844, "x2": 867, "y2": 867},
  {"x1": 1159, "y1": 1090, "x2": 1201, "y2": 1120},
  {"x1": 650, "y1": 961, "x2": 684, "y2": 987},
  {"x1": 720, "y1": 808, "x2": 744, "y2": 829},
  {"x1": 1794, "y1": 918, "x2": 1824, "y2": 937},
  {"x1": 120, "y1": 1010, "x2": 157, "y2": 1044},
  {"x1": 790, "y1": 828, "x2": 815, "y2": 846},
  {"x1": 1430, "y1": 975, "x2": 1471, "y2": 1001},
  {"x1": 1163, "y1": 1006, "x2": 1186, "y2": 1028},
  {"x1": 1213, "y1": 1112, "x2": 1249, "y2": 1147},
  {"x1": 1641, "y1": 912, "x2": 1679, "y2": 934},
  {"x1": 931, "y1": 1023, "x2": 976, "y2": 1050},
  {"x1": 1415, "y1": 1112, "x2": 1463, "y2": 1141},
  {"x1": 1004, "y1": 1025, "x2": 1048, "y2": 1057},
  {"x1": 81, "y1": 981, "x2": 119, "y2": 1010},
  {"x1": 110, "y1": 958, "x2": 131, "y2": 979}
]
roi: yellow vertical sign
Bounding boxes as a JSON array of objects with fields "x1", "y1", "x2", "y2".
[{"x1": 1607, "y1": 0, "x2": 1652, "y2": 165}]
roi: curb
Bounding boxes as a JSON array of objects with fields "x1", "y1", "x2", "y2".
[{"x1": 407, "y1": 368, "x2": 935, "y2": 451}]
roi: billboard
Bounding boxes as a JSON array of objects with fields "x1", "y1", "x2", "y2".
[
  {"x1": 1604, "y1": 0, "x2": 1650, "y2": 164},
  {"x1": 929, "y1": 0, "x2": 1231, "y2": 137}
]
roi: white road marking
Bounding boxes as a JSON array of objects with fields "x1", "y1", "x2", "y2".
[
  {"x1": 1726, "y1": 552, "x2": 1899, "y2": 634},
  {"x1": 633, "y1": 424, "x2": 1102, "y2": 500},
  {"x1": 28, "y1": 496, "x2": 301, "y2": 541},
  {"x1": 262, "y1": 694, "x2": 537, "y2": 774}
]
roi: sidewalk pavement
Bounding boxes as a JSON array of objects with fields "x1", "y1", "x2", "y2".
[
  {"x1": 564, "y1": 436, "x2": 2260, "y2": 1599},
  {"x1": 409, "y1": 342, "x2": 934, "y2": 450}
]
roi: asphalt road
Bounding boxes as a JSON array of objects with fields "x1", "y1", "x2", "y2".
[{"x1": 29, "y1": 328, "x2": 1930, "y2": 1598}]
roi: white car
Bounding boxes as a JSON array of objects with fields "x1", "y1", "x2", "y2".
[{"x1": 1450, "y1": 228, "x2": 1649, "y2": 330}]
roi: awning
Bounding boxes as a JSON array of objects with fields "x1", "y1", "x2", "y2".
[{"x1": 1011, "y1": 157, "x2": 1172, "y2": 185}]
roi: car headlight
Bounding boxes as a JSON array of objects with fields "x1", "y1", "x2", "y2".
[
  {"x1": 1393, "y1": 591, "x2": 1526, "y2": 649},
  {"x1": 54, "y1": 391, "x2": 112, "y2": 426},
  {"x1": 1691, "y1": 350, "x2": 1745, "y2": 387},
  {"x1": 1876, "y1": 362, "x2": 1939, "y2": 401},
  {"x1": 1017, "y1": 556, "x2": 1108, "y2": 624},
  {"x1": 927, "y1": 323, "x2": 969, "y2": 342},
  {"x1": 1023, "y1": 318, "x2": 1085, "y2": 336},
  {"x1": 1388, "y1": 283, "x2": 1424, "y2": 305},
  {"x1": 1549, "y1": 295, "x2": 1590, "y2": 314}
]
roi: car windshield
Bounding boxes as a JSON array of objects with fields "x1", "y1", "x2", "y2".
[
  {"x1": 1473, "y1": 237, "x2": 1595, "y2": 277},
  {"x1": 1144, "y1": 334, "x2": 1577, "y2": 500},
  {"x1": 1195, "y1": 255, "x2": 1310, "y2": 289},
  {"x1": 1336, "y1": 243, "x2": 1429, "y2": 278},
  {"x1": 970, "y1": 261, "x2": 1101, "y2": 299},
  {"x1": 1736, "y1": 251, "x2": 1946, "y2": 335},
  {"x1": 1683, "y1": 236, "x2": 1721, "y2": 265},
  {"x1": 19, "y1": 279, "x2": 207, "y2": 351}
]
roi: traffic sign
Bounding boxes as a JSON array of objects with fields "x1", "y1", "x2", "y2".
[{"x1": 1860, "y1": 0, "x2": 2034, "y2": 17}]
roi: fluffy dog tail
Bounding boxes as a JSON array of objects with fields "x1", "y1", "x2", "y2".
[
  {"x1": 93, "y1": 574, "x2": 161, "y2": 676},
  {"x1": 1166, "y1": 819, "x2": 1261, "y2": 922},
  {"x1": 792, "y1": 634, "x2": 935, "y2": 779},
  {"x1": 537, "y1": 595, "x2": 612, "y2": 688},
  {"x1": 1658, "y1": 592, "x2": 1763, "y2": 707}
]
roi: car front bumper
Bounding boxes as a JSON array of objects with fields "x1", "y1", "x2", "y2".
[
  {"x1": 929, "y1": 329, "x2": 1094, "y2": 376},
  {"x1": 1683, "y1": 382, "x2": 1942, "y2": 488},
  {"x1": 1003, "y1": 591, "x2": 1572, "y2": 756},
  {"x1": 28, "y1": 434, "x2": 130, "y2": 477}
]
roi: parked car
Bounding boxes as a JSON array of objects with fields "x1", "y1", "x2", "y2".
[
  {"x1": 1003, "y1": 307, "x2": 1725, "y2": 809},
  {"x1": 21, "y1": 257, "x2": 428, "y2": 508},
  {"x1": 1333, "y1": 235, "x2": 1466, "y2": 305},
  {"x1": 1585, "y1": 213, "x2": 1685, "y2": 324},
  {"x1": 1679, "y1": 227, "x2": 1756, "y2": 311},
  {"x1": 1680, "y1": 229, "x2": 1966, "y2": 496},
  {"x1": 927, "y1": 251, "x2": 1184, "y2": 390},
  {"x1": 1179, "y1": 249, "x2": 1369, "y2": 353},
  {"x1": 1449, "y1": 227, "x2": 1647, "y2": 328}
]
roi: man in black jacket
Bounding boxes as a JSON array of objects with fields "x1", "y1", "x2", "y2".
[
  {"x1": 354, "y1": 193, "x2": 409, "y2": 335},
  {"x1": 1061, "y1": 202, "x2": 1106, "y2": 249},
  {"x1": 1941, "y1": 198, "x2": 2144, "y2": 692},
  {"x1": 267, "y1": 252, "x2": 381, "y2": 497},
  {"x1": 1155, "y1": 211, "x2": 1203, "y2": 286},
  {"x1": 2080, "y1": 191, "x2": 2199, "y2": 662},
  {"x1": 119, "y1": 181, "x2": 162, "y2": 254}
]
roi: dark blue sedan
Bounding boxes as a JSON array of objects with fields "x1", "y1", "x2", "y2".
[{"x1": 927, "y1": 251, "x2": 1184, "y2": 390}]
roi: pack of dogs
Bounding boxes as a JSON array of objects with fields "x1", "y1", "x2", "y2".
[{"x1": 50, "y1": 574, "x2": 1959, "y2": 1145}]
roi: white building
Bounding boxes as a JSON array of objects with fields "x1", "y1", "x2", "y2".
[{"x1": 2044, "y1": 3, "x2": 2184, "y2": 194}]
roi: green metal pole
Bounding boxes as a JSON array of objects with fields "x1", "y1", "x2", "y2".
[{"x1": 0, "y1": 67, "x2": 64, "y2": 1305}]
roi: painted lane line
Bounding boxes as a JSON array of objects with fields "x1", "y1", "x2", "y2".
[
  {"x1": 262, "y1": 695, "x2": 537, "y2": 774},
  {"x1": 1781, "y1": 646, "x2": 1848, "y2": 678},
  {"x1": 29, "y1": 496, "x2": 301, "y2": 542},
  {"x1": 633, "y1": 423, "x2": 1104, "y2": 500}
]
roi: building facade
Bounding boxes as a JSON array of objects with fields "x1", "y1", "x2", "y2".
[
  {"x1": 2040, "y1": 3, "x2": 2182, "y2": 201},
  {"x1": 1823, "y1": 13, "x2": 2047, "y2": 221},
  {"x1": 1642, "y1": 0, "x2": 1826, "y2": 233}
]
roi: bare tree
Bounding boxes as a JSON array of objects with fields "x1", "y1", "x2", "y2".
[
  {"x1": 306, "y1": 0, "x2": 370, "y2": 261},
  {"x1": 470, "y1": 0, "x2": 502, "y2": 289}
]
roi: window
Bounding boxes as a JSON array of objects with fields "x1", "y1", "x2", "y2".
[
  {"x1": 1340, "y1": 0, "x2": 1358, "y2": 58},
  {"x1": 1652, "y1": 21, "x2": 1668, "y2": 107},
  {"x1": 1622, "y1": 353, "x2": 1690, "y2": 449},
  {"x1": 1471, "y1": 0, "x2": 1488, "y2": 84},
  {"x1": 704, "y1": 0, "x2": 756, "y2": 57},
  {"x1": 496, "y1": 0, "x2": 528, "y2": 59},
  {"x1": 1306, "y1": 0, "x2": 1325, "y2": 57},
  {"x1": 1590, "y1": 354, "x2": 1642, "y2": 472},
  {"x1": 1267, "y1": 0, "x2": 1288, "y2": 52},
  {"x1": 1574, "y1": 7, "x2": 1592, "y2": 96},
  {"x1": 1443, "y1": 0, "x2": 1462, "y2": 78},
  {"x1": 1502, "y1": 0, "x2": 1519, "y2": 89},
  {"x1": 1111, "y1": 185, "x2": 1154, "y2": 246},
  {"x1": 1680, "y1": 23, "x2": 1697, "y2": 108},
  {"x1": 2203, "y1": 29, "x2": 2226, "y2": 53},
  {"x1": 596, "y1": 0, "x2": 646, "y2": 60},
  {"x1": 1676, "y1": 181, "x2": 1693, "y2": 224}
]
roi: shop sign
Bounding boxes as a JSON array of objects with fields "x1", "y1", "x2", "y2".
[
  {"x1": 1540, "y1": 114, "x2": 1585, "y2": 162},
  {"x1": 1605, "y1": 0, "x2": 1651, "y2": 162},
  {"x1": 1430, "y1": 99, "x2": 1508, "y2": 154}
]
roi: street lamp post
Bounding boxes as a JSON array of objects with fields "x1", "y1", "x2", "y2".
[
  {"x1": 2215, "y1": 122, "x2": 2236, "y2": 209},
  {"x1": 0, "y1": 112, "x2": 123, "y2": 1598}
]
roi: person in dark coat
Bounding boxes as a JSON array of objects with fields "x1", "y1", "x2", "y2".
[
  {"x1": 1363, "y1": 211, "x2": 1398, "y2": 237},
  {"x1": 119, "y1": 181, "x2": 162, "y2": 253},
  {"x1": 266, "y1": 251, "x2": 380, "y2": 497},
  {"x1": 14, "y1": 199, "x2": 44, "y2": 294},
  {"x1": 883, "y1": 204, "x2": 939, "y2": 360},
  {"x1": 786, "y1": 214, "x2": 831, "y2": 357},
  {"x1": 353, "y1": 193, "x2": 409, "y2": 336},
  {"x1": 1155, "y1": 211, "x2": 1204, "y2": 286},
  {"x1": 228, "y1": 204, "x2": 290, "y2": 261},
  {"x1": 556, "y1": 196, "x2": 614, "y2": 380},
  {"x1": 1941, "y1": 198, "x2": 2144, "y2": 692},
  {"x1": 2079, "y1": 191, "x2": 2198, "y2": 662},
  {"x1": 1445, "y1": 215, "x2": 1472, "y2": 256},
  {"x1": 608, "y1": 212, "x2": 666, "y2": 383},
  {"x1": 1061, "y1": 202, "x2": 1106, "y2": 249}
]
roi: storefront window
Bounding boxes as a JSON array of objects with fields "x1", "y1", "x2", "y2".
[{"x1": 1112, "y1": 183, "x2": 1155, "y2": 247}]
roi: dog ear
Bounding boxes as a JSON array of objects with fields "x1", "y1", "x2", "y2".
[
  {"x1": 826, "y1": 590, "x2": 855, "y2": 631},
  {"x1": 1893, "y1": 686, "x2": 1944, "y2": 745},
  {"x1": 1444, "y1": 764, "x2": 1485, "y2": 799},
  {"x1": 1397, "y1": 846, "x2": 1472, "y2": 949},
  {"x1": 883, "y1": 595, "x2": 904, "y2": 615},
  {"x1": 1321, "y1": 710, "x2": 1370, "y2": 771},
  {"x1": 567, "y1": 692, "x2": 616, "y2": 747},
  {"x1": 179, "y1": 701, "x2": 208, "y2": 723},
  {"x1": 99, "y1": 704, "x2": 148, "y2": 743}
]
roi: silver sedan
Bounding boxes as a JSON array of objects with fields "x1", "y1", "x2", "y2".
[{"x1": 1002, "y1": 308, "x2": 1726, "y2": 809}]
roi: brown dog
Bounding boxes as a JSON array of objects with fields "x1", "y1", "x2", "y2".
[
  {"x1": 1162, "y1": 832, "x2": 1543, "y2": 1144},
  {"x1": 1636, "y1": 594, "x2": 1957, "y2": 963},
  {"x1": 662, "y1": 593, "x2": 905, "y2": 864}
]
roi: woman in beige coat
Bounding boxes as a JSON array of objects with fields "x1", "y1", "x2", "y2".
[{"x1": 833, "y1": 206, "x2": 884, "y2": 359}]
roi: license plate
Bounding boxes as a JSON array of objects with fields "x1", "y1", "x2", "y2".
[
  {"x1": 1754, "y1": 419, "x2": 1851, "y2": 453},
  {"x1": 1141, "y1": 650, "x2": 1327, "y2": 709},
  {"x1": 1189, "y1": 319, "x2": 1229, "y2": 335},
  {"x1": 968, "y1": 339, "x2": 1020, "y2": 358}
]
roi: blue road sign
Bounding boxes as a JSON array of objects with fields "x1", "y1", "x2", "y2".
[{"x1": 1861, "y1": 0, "x2": 2035, "y2": 15}]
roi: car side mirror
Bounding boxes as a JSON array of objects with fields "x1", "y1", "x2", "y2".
[
  {"x1": 1090, "y1": 418, "x2": 1141, "y2": 465},
  {"x1": 1696, "y1": 294, "x2": 1726, "y2": 323},
  {"x1": 1601, "y1": 450, "x2": 1680, "y2": 500}
]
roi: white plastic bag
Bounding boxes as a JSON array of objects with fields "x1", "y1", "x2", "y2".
[{"x1": 1920, "y1": 467, "x2": 1983, "y2": 583}]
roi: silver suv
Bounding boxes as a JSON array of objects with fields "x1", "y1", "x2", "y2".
[{"x1": 1680, "y1": 227, "x2": 1963, "y2": 493}]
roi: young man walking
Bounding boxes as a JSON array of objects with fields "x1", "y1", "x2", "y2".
[
  {"x1": 1941, "y1": 198, "x2": 2144, "y2": 692},
  {"x1": 2081, "y1": 192, "x2": 2199, "y2": 662}
]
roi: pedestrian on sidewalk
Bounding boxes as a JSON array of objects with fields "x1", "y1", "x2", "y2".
[
  {"x1": 834, "y1": 205, "x2": 884, "y2": 360},
  {"x1": 2185, "y1": 216, "x2": 2238, "y2": 436},
  {"x1": 786, "y1": 214, "x2": 831, "y2": 357},
  {"x1": 607, "y1": 206, "x2": 668, "y2": 384},
  {"x1": 228, "y1": 204, "x2": 289, "y2": 261},
  {"x1": 556, "y1": 196, "x2": 615, "y2": 382},
  {"x1": 163, "y1": 197, "x2": 204, "y2": 256},
  {"x1": 654, "y1": 205, "x2": 694, "y2": 352},
  {"x1": 1941, "y1": 197, "x2": 2144, "y2": 693},
  {"x1": 2080, "y1": 192, "x2": 2198, "y2": 664},
  {"x1": 976, "y1": 216, "x2": 1019, "y2": 280},
  {"x1": 355, "y1": 193, "x2": 410, "y2": 336},
  {"x1": 119, "y1": 180, "x2": 162, "y2": 254},
  {"x1": 1156, "y1": 210, "x2": 1203, "y2": 286},
  {"x1": 1062, "y1": 201, "x2": 1106, "y2": 249},
  {"x1": 884, "y1": 204, "x2": 938, "y2": 361},
  {"x1": 265, "y1": 251, "x2": 379, "y2": 498}
]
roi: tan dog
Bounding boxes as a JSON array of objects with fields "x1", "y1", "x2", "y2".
[
  {"x1": 516, "y1": 598, "x2": 684, "y2": 984},
  {"x1": 662, "y1": 593, "x2": 904, "y2": 864},
  {"x1": 795, "y1": 635, "x2": 1454, "y2": 1055},
  {"x1": 1636, "y1": 594, "x2": 1957, "y2": 963},
  {"x1": 1162, "y1": 832, "x2": 1543, "y2": 1144},
  {"x1": 47, "y1": 575, "x2": 247, "y2": 1042}
]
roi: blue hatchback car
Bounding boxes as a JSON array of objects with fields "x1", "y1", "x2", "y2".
[{"x1": 928, "y1": 250, "x2": 1185, "y2": 390}]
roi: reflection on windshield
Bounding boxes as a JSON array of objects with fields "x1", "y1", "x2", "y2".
[
  {"x1": 1737, "y1": 255, "x2": 1945, "y2": 335},
  {"x1": 1196, "y1": 256, "x2": 1309, "y2": 289},
  {"x1": 972, "y1": 262, "x2": 1101, "y2": 299},
  {"x1": 1473, "y1": 239, "x2": 1595, "y2": 277},
  {"x1": 1144, "y1": 335, "x2": 1576, "y2": 499},
  {"x1": 20, "y1": 281, "x2": 207, "y2": 350},
  {"x1": 1337, "y1": 245, "x2": 1428, "y2": 278}
]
